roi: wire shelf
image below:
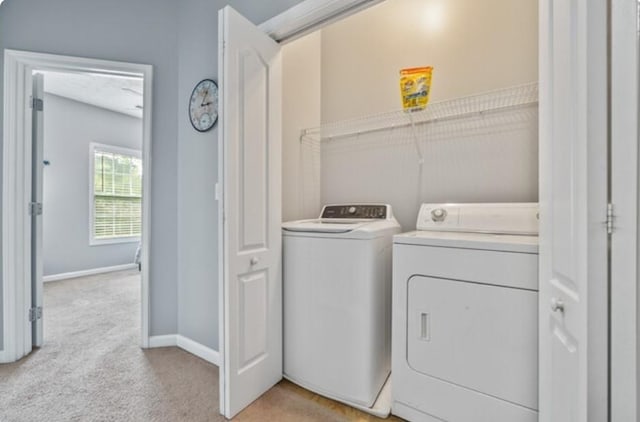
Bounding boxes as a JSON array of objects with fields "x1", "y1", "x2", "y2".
[
  {"x1": 300, "y1": 82, "x2": 538, "y2": 143},
  {"x1": 297, "y1": 83, "x2": 539, "y2": 221}
]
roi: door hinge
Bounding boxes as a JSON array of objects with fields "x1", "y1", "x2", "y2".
[
  {"x1": 29, "y1": 306, "x2": 42, "y2": 322},
  {"x1": 29, "y1": 202, "x2": 43, "y2": 216},
  {"x1": 30, "y1": 96, "x2": 44, "y2": 111},
  {"x1": 606, "y1": 203, "x2": 615, "y2": 234}
]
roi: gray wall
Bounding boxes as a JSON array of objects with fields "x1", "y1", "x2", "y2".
[
  {"x1": 175, "y1": 0, "x2": 306, "y2": 352},
  {"x1": 42, "y1": 93, "x2": 142, "y2": 277},
  {"x1": 0, "y1": 0, "x2": 180, "y2": 349}
]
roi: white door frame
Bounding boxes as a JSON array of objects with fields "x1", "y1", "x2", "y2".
[
  {"x1": 258, "y1": 0, "x2": 384, "y2": 44},
  {"x1": 1, "y1": 49, "x2": 153, "y2": 363},
  {"x1": 611, "y1": 0, "x2": 639, "y2": 420}
]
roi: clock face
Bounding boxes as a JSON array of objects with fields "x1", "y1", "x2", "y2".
[{"x1": 189, "y1": 79, "x2": 218, "y2": 132}]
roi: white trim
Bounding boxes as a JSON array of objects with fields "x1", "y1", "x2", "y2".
[
  {"x1": 43, "y1": 263, "x2": 138, "y2": 283},
  {"x1": 1, "y1": 49, "x2": 153, "y2": 360},
  {"x1": 148, "y1": 334, "x2": 220, "y2": 366},
  {"x1": 91, "y1": 142, "x2": 142, "y2": 159},
  {"x1": 177, "y1": 335, "x2": 220, "y2": 366},
  {"x1": 217, "y1": 9, "x2": 227, "y2": 415},
  {"x1": 148, "y1": 334, "x2": 177, "y2": 348},
  {"x1": 258, "y1": 0, "x2": 383, "y2": 43},
  {"x1": 611, "y1": 0, "x2": 639, "y2": 420},
  {"x1": 90, "y1": 237, "x2": 141, "y2": 246},
  {"x1": 88, "y1": 141, "x2": 143, "y2": 246},
  {"x1": 2, "y1": 49, "x2": 34, "y2": 363},
  {"x1": 140, "y1": 61, "x2": 153, "y2": 350}
]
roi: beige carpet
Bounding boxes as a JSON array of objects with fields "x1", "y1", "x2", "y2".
[{"x1": 0, "y1": 270, "x2": 402, "y2": 422}]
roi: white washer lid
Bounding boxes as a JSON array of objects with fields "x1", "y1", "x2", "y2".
[
  {"x1": 394, "y1": 230, "x2": 538, "y2": 253},
  {"x1": 282, "y1": 219, "x2": 366, "y2": 234},
  {"x1": 283, "y1": 219, "x2": 401, "y2": 239}
]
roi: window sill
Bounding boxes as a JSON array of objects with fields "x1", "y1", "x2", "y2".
[{"x1": 90, "y1": 237, "x2": 141, "y2": 246}]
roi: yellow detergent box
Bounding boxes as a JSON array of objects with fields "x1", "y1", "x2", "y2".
[{"x1": 400, "y1": 66, "x2": 433, "y2": 111}]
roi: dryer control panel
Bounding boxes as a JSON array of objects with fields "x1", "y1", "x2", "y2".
[
  {"x1": 321, "y1": 204, "x2": 389, "y2": 220},
  {"x1": 416, "y1": 203, "x2": 539, "y2": 235}
]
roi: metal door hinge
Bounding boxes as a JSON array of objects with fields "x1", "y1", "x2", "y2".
[
  {"x1": 606, "y1": 203, "x2": 615, "y2": 234},
  {"x1": 29, "y1": 202, "x2": 43, "y2": 216},
  {"x1": 30, "y1": 96, "x2": 44, "y2": 111},
  {"x1": 29, "y1": 306, "x2": 42, "y2": 322}
]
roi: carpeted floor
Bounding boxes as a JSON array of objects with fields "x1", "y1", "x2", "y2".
[{"x1": 0, "y1": 270, "x2": 401, "y2": 422}]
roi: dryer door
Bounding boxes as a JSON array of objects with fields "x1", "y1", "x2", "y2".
[{"x1": 407, "y1": 275, "x2": 538, "y2": 410}]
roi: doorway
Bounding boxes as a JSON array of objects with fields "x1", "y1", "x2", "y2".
[
  {"x1": 1, "y1": 50, "x2": 153, "y2": 363},
  {"x1": 37, "y1": 70, "x2": 144, "y2": 353}
]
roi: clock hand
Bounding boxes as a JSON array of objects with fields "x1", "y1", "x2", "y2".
[{"x1": 201, "y1": 89, "x2": 209, "y2": 106}]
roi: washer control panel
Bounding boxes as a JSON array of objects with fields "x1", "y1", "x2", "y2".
[{"x1": 321, "y1": 204, "x2": 389, "y2": 219}]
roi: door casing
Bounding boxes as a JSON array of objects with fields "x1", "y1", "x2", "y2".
[
  {"x1": 611, "y1": 0, "x2": 639, "y2": 420},
  {"x1": 223, "y1": 0, "x2": 620, "y2": 419},
  {"x1": 1, "y1": 50, "x2": 153, "y2": 363}
]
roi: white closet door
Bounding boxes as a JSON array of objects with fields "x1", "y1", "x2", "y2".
[
  {"x1": 611, "y1": 0, "x2": 639, "y2": 420},
  {"x1": 218, "y1": 5, "x2": 283, "y2": 419}
]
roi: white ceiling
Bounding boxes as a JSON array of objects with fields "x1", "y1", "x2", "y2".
[{"x1": 38, "y1": 71, "x2": 144, "y2": 118}]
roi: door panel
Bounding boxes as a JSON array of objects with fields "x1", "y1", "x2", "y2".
[
  {"x1": 219, "y1": 6, "x2": 282, "y2": 419},
  {"x1": 238, "y1": 271, "x2": 268, "y2": 369},
  {"x1": 539, "y1": 0, "x2": 608, "y2": 420},
  {"x1": 238, "y1": 49, "x2": 268, "y2": 252}
]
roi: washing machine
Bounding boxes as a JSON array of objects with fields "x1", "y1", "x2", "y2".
[
  {"x1": 392, "y1": 203, "x2": 539, "y2": 422},
  {"x1": 283, "y1": 204, "x2": 401, "y2": 410}
]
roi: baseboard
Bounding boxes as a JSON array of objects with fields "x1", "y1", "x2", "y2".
[
  {"x1": 43, "y1": 263, "x2": 138, "y2": 283},
  {"x1": 147, "y1": 334, "x2": 219, "y2": 366},
  {"x1": 176, "y1": 335, "x2": 220, "y2": 366},
  {"x1": 0, "y1": 349, "x2": 11, "y2": 364},
  {"x1": 148, "y1": 334, "x2": 177, "y2": 348}
]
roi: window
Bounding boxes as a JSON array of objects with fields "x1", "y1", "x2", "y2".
[{"x1": 90, "y1": 143, "x2": 142, "y2": 244}]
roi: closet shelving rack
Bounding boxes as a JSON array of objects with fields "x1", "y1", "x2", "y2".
[{"x1": 299, "y1": 82, "x2": 539, "y2": 144}]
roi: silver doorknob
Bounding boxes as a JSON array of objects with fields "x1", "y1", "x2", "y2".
[
  {"x1": 550, "y1": 297, "x2": 565, "y2": 313},
  {"x1": 250, "y1": 257, "x2": 259, "y2": 266}
]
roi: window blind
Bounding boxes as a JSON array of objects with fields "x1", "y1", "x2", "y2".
[{"x1": 93, "y1": 149, "x2": 142, "y2": 240}]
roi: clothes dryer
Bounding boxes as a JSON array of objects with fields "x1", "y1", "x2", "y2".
[{"x1": 392, "y1": 203, "x2": 539, "y2": 422}]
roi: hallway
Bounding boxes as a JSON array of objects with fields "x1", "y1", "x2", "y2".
[{"x1": 0, "y1": 270, "x2": 220, "y2": 421}]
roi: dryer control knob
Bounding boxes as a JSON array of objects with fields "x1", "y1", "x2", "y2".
[
  {"x1": 348, "y1": 206, "x2": 357, "y2": 214},
  {"x1": 431, "y1": 208, "x2": 447, "y2": 222}
]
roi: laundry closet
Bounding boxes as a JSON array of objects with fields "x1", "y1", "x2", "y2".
[
  {"x1": 278, "y1": 0, "x2": 539, "y2": 420},
  {"x1": 281, "y1": 0, "x2": 538, "y2": 227}
]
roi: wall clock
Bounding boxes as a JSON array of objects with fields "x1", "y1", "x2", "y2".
[{"x1": 189, "y1": 79, "x2": 218, "y2": 132}]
